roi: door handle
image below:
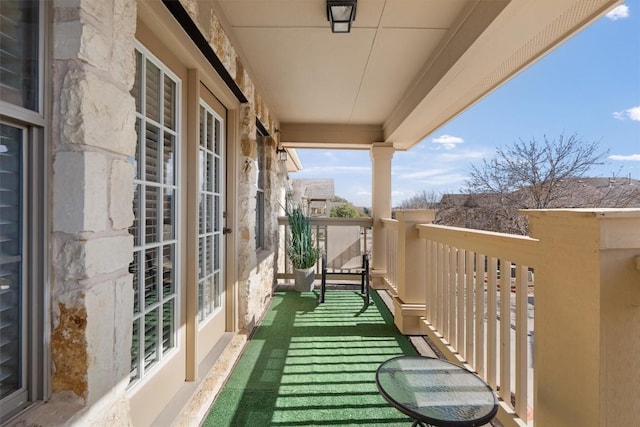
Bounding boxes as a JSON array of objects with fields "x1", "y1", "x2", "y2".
[{"x1": 223, "y1": 227, "x2": 232, "y2": 235}]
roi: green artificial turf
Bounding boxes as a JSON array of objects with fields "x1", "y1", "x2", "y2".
[{"x1": 203, "y1": 290, "x2": 418, "y2": 426}]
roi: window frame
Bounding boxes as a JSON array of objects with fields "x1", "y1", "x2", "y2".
[
  {"x1": 128, "y1": 41, "x2": 182, "y2": 389},
  {"x1": 196, "y1": 100, "x2": 225, "y2": 325},
  {"x1": 0, "y1": 1, "x2": 48, "y2": 422}
]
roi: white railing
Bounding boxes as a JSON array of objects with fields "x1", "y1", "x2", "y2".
[
  {"x1": 375, "y1": 210, "x2": 640, "y2": 426},
  {"x1": 417, "y1": 224, "x2": 538, "y2": 426}
]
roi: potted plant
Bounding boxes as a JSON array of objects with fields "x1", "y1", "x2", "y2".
[{"x1": 286, "y1": 204, "x2": 320, "y2": 291}]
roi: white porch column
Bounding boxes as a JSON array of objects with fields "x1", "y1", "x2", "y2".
[
  {"x1": 370, "y1": 143, "x2": 395, "y2": 286},
  {"x1": 525, "y1": 209, "x2": 640, "y2": 427}
]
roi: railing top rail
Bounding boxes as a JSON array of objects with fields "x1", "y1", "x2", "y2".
[
  {"x1": 278, "y1": 216, "x2": 373, "y2": 227},
  {"x1": 417, "y1": 223, "x2": 540, "y2": 266},
  {"x1": 380, "y1": 217, "x2": 398, "y2": 225}
]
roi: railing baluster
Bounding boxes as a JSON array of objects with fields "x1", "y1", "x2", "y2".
[
  {"x1": 487, "y1": 257, "x2": 498, "y2": 389},
  {"x1": 465, "y1": 250, "x2": 474, "y2": 366},
  {"x1": 456, "y1": 248, "x2": 465, "y2": 356},
  {"x1": 515, "y1": 264, "x2": 529, "y2": 420},
  {"x1": 500, "y1": 259, "x2": 512, "y2": 408},
  {"x1": 448, "y1": 245, "x2": 456, "y2": 345},
  {"x1": 475, "y1": 252, "x2": 485, "y2": 377},
  {"x1": 430, "y1": 240, "x2": 437, "y2": 325},
  {"x1": 437, "y1": 242, "x2": 445, "y2": 333}
]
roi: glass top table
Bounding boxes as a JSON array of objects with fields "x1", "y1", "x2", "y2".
[{"x1": 375, "y1": 356, "x2": 498, "y2": 427}]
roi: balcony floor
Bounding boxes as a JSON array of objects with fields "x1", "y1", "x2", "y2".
[{"x1": 202, "y1": 287, "x2": 499, "y2": 426}]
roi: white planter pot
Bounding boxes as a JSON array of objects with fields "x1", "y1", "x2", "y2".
[{"x1": 293, "y1": 267, "x2": 315, "y2": 292}]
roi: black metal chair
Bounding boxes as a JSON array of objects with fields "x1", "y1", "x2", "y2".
[{"x1": 320, "y1": 251, "x2": 370, "y2": 306}]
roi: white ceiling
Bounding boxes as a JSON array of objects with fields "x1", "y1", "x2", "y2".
[{"x1": 210, "y1": 0, "x2": 621, "y2": 150}]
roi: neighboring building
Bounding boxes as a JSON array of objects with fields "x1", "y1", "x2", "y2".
[
  {"x1": 436, "y1": 177, "x2": 640, "y2": 233},
  {"x1": 290, "y1": 179, "x2": 335, "y2": 216}
]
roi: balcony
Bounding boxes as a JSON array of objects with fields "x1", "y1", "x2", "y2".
[{"x1": 272, "y1": 209, "x2": 640, "y2": 426}]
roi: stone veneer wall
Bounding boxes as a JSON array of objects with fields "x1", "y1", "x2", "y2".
[
  {"x1": 12, "y1": 0, "x2": 284, "y2": 424},
  {"x1": 179, "y1": 0, "x2": 285, "y2": 332},
  {"x1": 8, "y1": 0, "x2": 139, "y2": 425}
]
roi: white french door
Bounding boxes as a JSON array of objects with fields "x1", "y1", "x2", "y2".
[{"x1": 195, "y1": 92, "x2": 226, "y2": 359}]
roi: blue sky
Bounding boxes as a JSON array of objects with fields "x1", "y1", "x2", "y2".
[{"x1": 292, "y1": 2, "x2": 640, "y2": 207}]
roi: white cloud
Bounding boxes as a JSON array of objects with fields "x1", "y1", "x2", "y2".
[
  {"x1": 398, "y1": 168, "x2": 451, "y2": 180},
  {"x1": 612, "y1": 105, "x2": 640, "y2": 121},
  {"x1": 606, "y1": 4, "x2": 630, "y2": 20},
  {"x1": 432, "y1": 134, "x2": 464, "y2": 150},
  {"x1": 438, "y1": 150, "x2": 487, "y2": 161},
  {"x1": 609, "y1": 154, "x2": 640, "y2": 161},
  {"x1": 627, "y1": 106, "x2": 640, "y2": 121}
]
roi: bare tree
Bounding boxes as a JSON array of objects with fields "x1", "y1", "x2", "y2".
[
  {"x1": 466, "y1": 133, "x2": 609, "y2": 209},
  {"x1": 404, "y1": 134, "x2": 637, "y2": 234},
  {"x1": 397, "y1": 190, "x2": 441, "y2": 209}
]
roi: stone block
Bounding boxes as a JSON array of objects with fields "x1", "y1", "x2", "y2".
[
  {"x1": 84, "y1": 281, "x2": 116, "y2": 404},
  {"x1": 110, "y1": 159, "x2": 135, "y2": 230},
  {"x1": 52, "y1": 300, "x2": 89, "y2": 399},
  {"x1": 60, "y1": 68, "x2": 136, "y2": 156},
  {"x1": 110, "y1": 0, "x2": 137, "y2": 88},
  {"x1": 113, "y1": 275, "x2": 134, "y2": 381},
  {"x1": 53, "y1": 151, "x2": 108, "y2": 234},
  {"x1": 59, "y1": 235, "x2": 133, "y2": 280}
]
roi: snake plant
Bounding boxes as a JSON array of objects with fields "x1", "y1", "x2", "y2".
[{"x1": 286, "y1": 205, "x2": 320, "y2": 270}]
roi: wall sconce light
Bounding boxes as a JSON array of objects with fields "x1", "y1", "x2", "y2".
[
  {"x1": 276, "y1": 147, "x2": 288, "y2": 162},
  {"x1": 327, "y1": 0, "x2": 357, "y2": 33}
]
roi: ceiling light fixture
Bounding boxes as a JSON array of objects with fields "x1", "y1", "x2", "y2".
[
  {"x1": 326, "y1": 0, "x2": 357, "y2": 33},
  {"x1": 276, "y1": 147, "x2": 288, "y2": 162}
]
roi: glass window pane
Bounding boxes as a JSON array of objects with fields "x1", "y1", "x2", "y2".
[
  {"x1": 145, "y1": 60, "x2": 160, "y2": 122},
  {"x1": 145, "y1": 186, "x2": 159, "y2": 244},
  {"x1": 205, "y1": 236, "x2": 212, "y2": 276},
  {"x1": 130, "y1": 184, "x2": 140, "y2": 246},
  {"x1": 206, "y1": 195, "x2": 213, "y2": 234},
  {"x1": 145, "y1": 125, "x2": 160, "y2": 182},
  {"x1": 130, "y1": 251, "x2": 140, "y2": 314},
  {"x1": 0, "y1": 123, "x2": 23, "y2": 400},
  {"x1": 144, "y1": 309, "x2": 159, "y2": 370},
  {"x1": 130, "y1": 318, "x2": 140, "y2": 381},
  {"x1": 214, "y1": 195, "x2": 220, "y2": 232},
  {"x1": 162, "y1": 300, "x2": 174, "y2": 353},
  {"x1": 162, "y1": 188, "x2": 174, "y2": 240},
  {"x1": 163, "y1": 132, "x2": 174, "y2": 185},
  {"x1": 162, "y1": 245, "x2": 174, "y2": 298},
  {"x1": 214, "y1": 272, "x2": 221, "y2": 309},
  {"x1": 0, "y1": 2, "x2": 39, "y2": 110},
  {"x1": 198, "y1": 188, "x2": 205, "y2": 235},
  {"x1": 144, "y1": 247, "x2": 159, "y2": 307},
  {"x1": 214, "y1": 157, "x2": 220, "y2": 193},
  {"x1": 163, "y1": 77, "x2": 175, "y2": 130},
  {"x1": 206, "y1": 111, "x2": 213, "y2": 151},
  {"x1": 134, "y1": 119, "x2": 142, "y2": 180},
  {"x1": 214, "y1": 119, "x2": 221, "y2": 154},
  {"x1": 198, "y1": 236, "x2": 205, "y2": 278},
  {"x1": 199, "y1": 107, "x2": 205, "y2": 148}
]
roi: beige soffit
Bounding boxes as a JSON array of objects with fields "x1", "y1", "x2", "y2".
[{"x1": 210, "y1": 0, "x2": 622, "y2": 150}]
